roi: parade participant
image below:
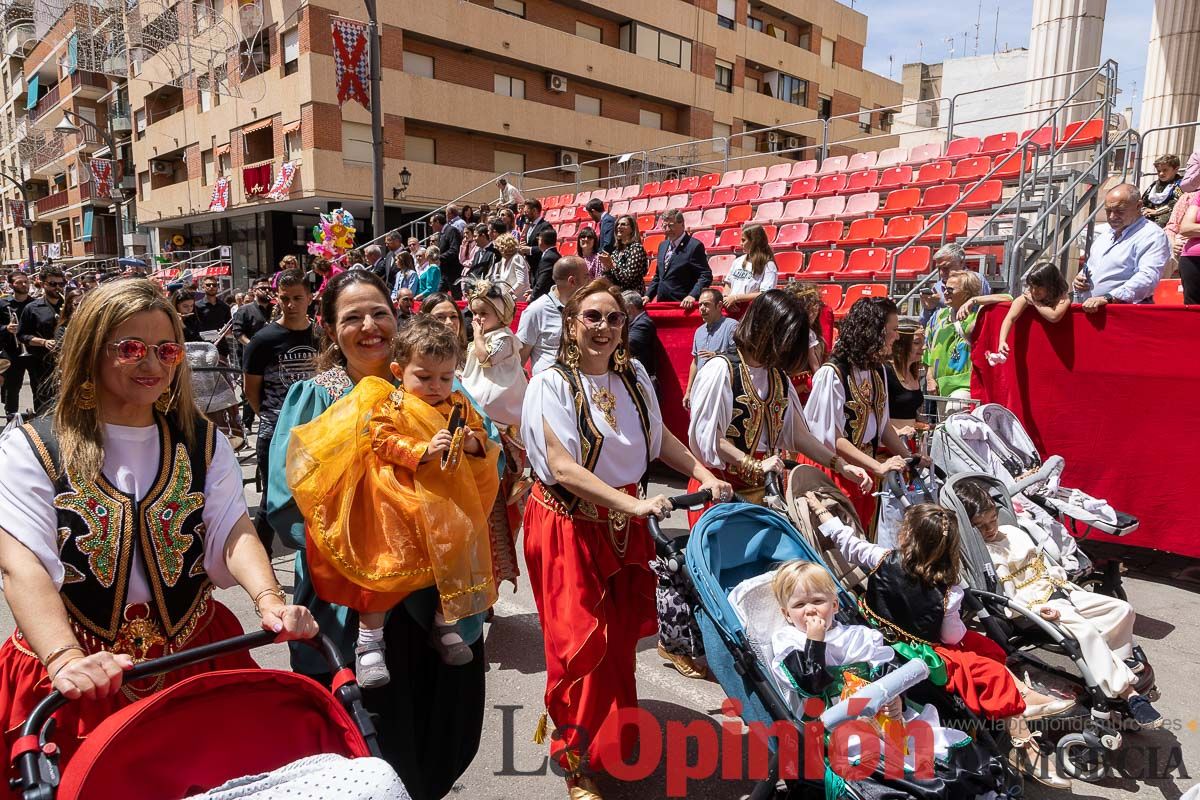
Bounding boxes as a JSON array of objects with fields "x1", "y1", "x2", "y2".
[
  {"x1": 804, "y1": 297, "x2": 914, "y2": 531},
  {"x1": 687, "y1": 290, "x2": 872, "y2": 517},
  {"x1": 1, "y1": 271, "x2": 33, "y2": 423},
  {"x1": 522, "y1": 279, "x2": 731, "y2": 798},
  {"x1": 17, "y1": 266, "x2": 65, "y2": 414},
  {"x1": 267, "y1": 271, "x2": 489, "y2": 799},
  {"x1": 287, "y1": 317, "x2": 501, "y2": 687},
  {"x1": 0, "y1": 279, "x2": 316, "y2": 784}
]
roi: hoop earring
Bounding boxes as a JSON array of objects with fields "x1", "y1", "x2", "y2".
[
  {"x1": 78, "y1": 380, "x2": 97, "y2": 410},
  {"x1": 155, "y1": 389, "x2": 174, "y2": 414},
  {"x1": 565, "y1": 343, "x2": 581, "y2": 369},
  {"x1": 612, "y1": 346, "x2": 630, "y2": 373}
]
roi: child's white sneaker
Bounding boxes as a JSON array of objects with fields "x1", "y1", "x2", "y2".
[{"x1": 355, "y1": 640, "x2": 390, "y2": 688}]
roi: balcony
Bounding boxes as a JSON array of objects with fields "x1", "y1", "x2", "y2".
[
  {"x1": 35, "y1": 189, "x2": 69, "y2": 216},
  {"x1": 28, "y1": 71, "x2": 111, "y2": 122}
]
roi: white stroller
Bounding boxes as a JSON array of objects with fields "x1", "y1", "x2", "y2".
[{"x1": 930, "y1": 403, "x2": 1137, "y2": 599}]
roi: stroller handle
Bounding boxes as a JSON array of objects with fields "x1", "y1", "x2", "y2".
[{"x1": 647, "y1": 489, "x2": 714, "y2": 567}]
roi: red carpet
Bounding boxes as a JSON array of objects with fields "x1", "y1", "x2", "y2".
[{"x1": 971, "y1": 304, "x2": 1200, "y2": 558}]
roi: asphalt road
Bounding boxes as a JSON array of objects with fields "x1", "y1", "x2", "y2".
[{"x1": 1, "y1": 398, "x2": 1197, "y2": 800}]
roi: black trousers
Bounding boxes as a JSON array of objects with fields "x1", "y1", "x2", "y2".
[
  {"x1": 1179, "y1": 255, "x2": 1200, "y2": 305},
  {"x1": 254, "y1": 432, "x2": 275, "y2": 555},
  {"x1": 1, "y1": 354, "x2": 27, "y2": 415},
  {"x1": 27, "y1": 355, "x2": 54, "y2": 414}
]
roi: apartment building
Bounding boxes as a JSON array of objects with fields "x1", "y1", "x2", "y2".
[{"x1": 1, "y1": 0, "x2": 900, "y2": 280}]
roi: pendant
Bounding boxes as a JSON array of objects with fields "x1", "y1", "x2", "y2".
[{"x1": 592, "y1": 386, "x2": 618, "y2": 429}]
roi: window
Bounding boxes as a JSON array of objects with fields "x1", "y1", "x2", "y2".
[
  {"x1": 639, "y1": 109, "x2": 662, "y2": 129},
  {"x1": 712, "y1": 121, "x2": 731, "y2": 152},
  {"x1": 820, "y1": 37, "x2": 835, "y2": 69},
  {"x1": 134, "y1": 108, "x2": 146, "y2": 140},
  {"x1": 858, "y1": 108, "x2": 872, "y2": 133},
  {"x1": 576, "y1": 21, "x2": 602, "y2": 43},
  {"x1": 285, "y1": 129, "x2": 302, "y2": 160},
  {"x1": 282, "y1": 28, "x2": 299, "y2": 76},
  {"x1": 243, "y1": 124, "x2": 274, "y2": 163},
  {"x1": 248, "y1": 32, "x2": 271, "y2": 76},
  {"x1": 494, "y1": 150, "x2": 525, "y2": 174},
  {"x1": 67, "y1": 163, "x2": 77, "y2": 187},
  {"x1": 715, "y1": 60, "x2": 733, "y2": 93},
  {"x1": 342, "y1": 121, "x2": 373, "y2": 163},
  {"x1": 72, "y1": 216, "x2": 82, "y2": 240},
  {"x1": 766, "y1": 72, "x2": 806, "y2": 107},
  {"x1": 717, "y1": 0, "x2": 735, "y2": 29},
  {"x1": 575, "y1": 94, "x2": 601, "y2": 116},
  {"x1": 138, "y1": 170, "x2": 150, "y2": 201},
  {"x1": 403, "y1": 51, "x2": 434, "y2": 78},
  {"x1": 212, "y1": 64, "x2": 227, "y2": 104},
  {"x1": 619, "y1": 23, "x2": 692, "y2": 69},
  {"x1": 494, "y1": 0, "x2": 524, "y2": 16},
  {"x1": 494, "y1": 74, "x2": 525, "y2": 99},
  {"x1": 218, "y1": 151, "x2": 231, "y2": 175},
  {"x1": 201, "y1": 149, "x2": 214, "y2": 185},
  {"x1": 747, "y1": 16, "x2": 763, "y2": 32},
  {"x1": 405, "y1": 135, "x2": 435, "y2": 163},
  {"x1": 818, "y1": 95, "x2": 832, "y2": 120}
]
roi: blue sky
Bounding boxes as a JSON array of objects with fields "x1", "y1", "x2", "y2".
[{"x1": 855, "y1": 0, "x2": 1151, "y2": 122}]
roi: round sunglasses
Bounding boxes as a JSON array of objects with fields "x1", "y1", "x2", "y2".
[
  {"x1": 577, "y1": 309, "x2": 627, "y2": 328},
  {"x1": 107, "y1": 338, "x2": 186, "y2": 366}
]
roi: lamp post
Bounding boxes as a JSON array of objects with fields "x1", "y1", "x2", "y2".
[
  {"x1": 363, "y1": 0, "x2": 385, "y2": 242},
  {"x1": 392, "y1": 165, "x2": 411, "y2": 200},
  {"x1": 0, "y1": 168, "x2": 36, "y2": 272},
  {"x1": 54, "y1": 110, "x2": 125, "y2": 257}
]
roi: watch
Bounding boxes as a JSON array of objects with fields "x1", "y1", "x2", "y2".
[{"x1": 1102, "y1": 293, "x2": 1116, "y2": 304}]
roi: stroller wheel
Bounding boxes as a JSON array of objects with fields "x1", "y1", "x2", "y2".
[{"x1": 1055, "y1": 733, "x2": 1105, "y2": 782}]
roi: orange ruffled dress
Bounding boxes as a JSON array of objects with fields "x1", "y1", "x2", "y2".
[{"x1": 286, "y1": 376, "x2": 501, "y2": 623}]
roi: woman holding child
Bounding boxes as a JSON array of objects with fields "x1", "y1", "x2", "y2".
[
  {"x1": 522, "y1": 279, "x2": 731, "y2": 799},
  {"x1": 266, "y1": 271, "x2": 489, "y2": 800}
]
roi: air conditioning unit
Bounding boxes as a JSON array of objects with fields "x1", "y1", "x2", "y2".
[
  {"x1": 546, "y1": 73, "x2": 568, "y2": 93},
  {"x1": 150, "y1": 161, "x2": 172, "y2": 175},
  {"x1": 558, "y1": 150, "x2": 580, "y2": 169},
  {"x1": 110, "y1": 115, "x2": 132, "y2": 133},
  {"x1": 767, "y1": 131, "x2": 781, "y2": 146},
  {"x1": 785, "y1": 136, "x2": 801, "y2": 149}
]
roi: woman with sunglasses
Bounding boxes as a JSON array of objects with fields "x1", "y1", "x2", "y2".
[
  {"x1": 0, "y1": 279, "x2": 317, "y2": 775},
  {"x1": 522, "y1": 279, "x2": 730, "y2": 799},
  {"x1": 577, "y1": 227, "x2": 603, "y2": 279},
  {"x1": 597, "y1": 215, "x2": 648, "y2": 292}
]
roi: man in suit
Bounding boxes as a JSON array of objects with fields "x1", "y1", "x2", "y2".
[
  {"x1": 530, "y1": 228, "x2": 561, "y2": 300},
  {"x1": 519, "y1": 199, "x2": 553, "y2": 275},
  {"x1": 622, "y1": 289, "x2": 658, "y2": 379},
  {"x1": 648, "y1": 208, "x2": 712, "y2": 309},
  {"x1": 432, "y1": 213, "x2": 463, "y2": 295},
  {"x1": 374, "y1": 231, "x2": 403, "y2": 289},
  {"x1": 586, "y1": 198, "x2": 617, "y2": 254}
]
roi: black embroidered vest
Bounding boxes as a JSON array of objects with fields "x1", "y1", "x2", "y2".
[
  {"x1": 20, "y1": 415, "x2": 217, "y2": 646},
  {"x1": 862, "y1": 551, "x2": 948, "y2": 645},
  {"x1": 829, "y1": 356, "x2": 887, "y2": 455},
  {"x1": 543, "y1": 363, "x2": 652, "y2": 513},
  {"x1": 714, "y1": 354, "x2": 789, "y2": 458}
]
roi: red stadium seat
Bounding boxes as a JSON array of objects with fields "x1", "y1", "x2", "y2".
[
  {"x1": 786, "y1": 177, "x2": 818, "y2": 199},
  {"x1": 844, "y1": 170, "x2": 880, "y2": 193},
  {"x1": 877, "y1": 165, "x2": 913, "y2": 192},
  {"x1": 711, "y1": 186, "x2": 737, "y2": 206},
  {"x1": 760, "y1": 224, "x2": 778, "y2": 242},
  {"x1": 1020, "y1": 126, "x2": 1055, "y2": 151},
  {"x1": 918, "y1": 211, "x2": 967, "y2": 243},
  {"x1": 809, "y1": 195, "x2": 847, "y2": 221},
  {"x1": 817, "y1": 155, "x2": 849, "y2": 175},
  {"x1": 805, "y1": 249, "x2": 847, "y2": 279},
  {"x1": 709, "y1": 227, "x2": 742, "y2": 254},
  {"x1": 572, "y1": 191, "x2": 590, "y2": 205},
  {"x1": 543, "y1": 195, "x2": 563, "y2": 210},
  {"x1": 890, "y1": 246, "x2": 932, "y2": 279},
  {"x1": 959, "y1": 179, "x2": 1003, "y2": 211},
  {"x1": 546, "y1": 208, "x2": 563, "y2": 224},
  {"x1": 684, "y1": 190, "x2": 713, "y2": 211},
  {"x1": 915, "y1": 184, "x2": 961, "y2": 213},
  {"x1": 844, "y1": 247, "x2": 888, "y2": 277},
  {"x1": 880, "y1": 187, "x2": 920, "y2": 216},
  {"x1": 836, "y1": 284, "x2": 889, "y2": 317},
  {"x1": 780, "y1": 199, "x2": 814, "y2": 221},
  {"x1": 1058, "y1": 119, "x2": 1104, "y2": 149},
  {"x1": 691, "y1": 229, "x2": 716, "y2": 249},
  {"x1": 619, "y1": 184, "x2": 641, "y2": 200},
  {"x1": 949, "y1": 156, "x2": 991, "y2": 184},
  {"x1": 637, "y1": 213, "x2": 658, "y2": 233},
  {"x1": 638, "y1": 182, "x2": 660, "y2": 198},
  {"x1": 682, "y1": 210, "x2": 704, "y2": 229},
  {"x1": 559, "y1": 222, "x2": 577, "y2": 238},
  {"x1": 646, "y1": 196, "x2": 669, "y2": 213},
  {"x1": 806, "y1": 220, "x2": 844, "y2": 247},
  {"x1": 741, "y1": 166, "x2": 768, "y2": 185},
  {"x1": 628, "y1": 198, "x2": 649, "y2": 214},
  {"x1": 698, "y1": 172, "x2": 722, "y2": 189},
  {"x1": 709, "y1": 253, "x2": 735, "y2": 279},
  {"x1": 841, "y1": 192, "x2": 881, "y2": 219},
  {"x1": 658, "y1": 179, "x2": 679, "y2": 196},
  {"x1": 847, "y1": 151, "x2": 879, "y2": 172},
  {"x1": 774, "y1": 222, "x2": 810, "y2": 247},
  {"x1": 643, "y1": 233, "x2": 667, "y2": 258},
  {"x1": 913, "y1": 161, "x2": 953, "y2": 187},
  {"x1": 906, "y1": 143, "x2": 943, "y2": 165},
  {"x1": 980, "y1": 131, "x2": 1018, "y2": 156},
  {"x1": 717, "y1": 204, "x2": 753, "y2": 229},
  {"x1": 701, "y1": 207, "x2": 728, "y2": 228},
  {"x1": 818, "y1": 284, "x2": 843, "y2": 310},
  {"x1": 1154, "y1": 278, "x2": 1183, "y2": 305},
  {"x1": 666, "y1": 193, "x2": 689, "y2": 210},
  {"x1": 840, "y1": 217, "x2": 885, "y2": 247},
  {"x1": 559, "y1": 239, "x2": 578, "y2": 256},
  {"x1": 758, "y1": 180, "x2": 788, "y2": 201},
  {"x1": 735, "y1": 184, "x2": 762, "y2": 204},
  {"x1": 765, "y1": 163, "x2": 794, "y2": 182},
  {"x1": 603, "y1": 187, "x2": 623, "y2": 203},
  {"x1": 752, "y1": 201, "x2": 784, "y2": 224},
  {"x1": 774, "y1": 251, "x2": 805, "y2": 275},
  {"x1": 877, "y1": 147, "x2": 908, "y2": 168},
  {"x1": 878, "y1": 214, "x2": 924, "y2": 246},
  {"x1": 944, "y1": 137, "x2": 982, "y2": 160},
  {"x1": 811, "y1": 174, "x2": 848, "y2": 198},
  {"x1": 678, "y1": 175, "x2": 700, "y2": 193},
  {"x1": 610, "y1": 200, "x2": 630, "y2": 217},
  {"x1": 719, "y1": 170, "x2": 744, "y2": 187},
  {"x1": 790, "y1": 160, "x2": 819, "y2": 178},
  {"x1": 993, "y1": 151, "x2": 1031, "y2": 181}
]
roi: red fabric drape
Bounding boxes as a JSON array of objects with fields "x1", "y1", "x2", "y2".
[{"x1": 971, "y1": 303, "x2": 1200, "y2": 558}]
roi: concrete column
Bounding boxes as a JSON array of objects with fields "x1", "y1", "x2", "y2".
[
  {"x1": 1023, "y1": 0, "x2": 1108, "y2": 130},
  {"x1": 1139, "y1": 0, "x2": 1200, "y2": 177}
]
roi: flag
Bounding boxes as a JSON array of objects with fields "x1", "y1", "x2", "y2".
[
  {"x1": 7, "y1": 198, "x2": 25, "y2": 227},
  {"x1": 209, "y1": 177, "x2": 230, "y2": 212},
  {"x1": 89, "y1": 158, "x2": 115, "y2": 199},
  {"x1": 265, "y1": 161, "x2": 297, "y2": 200},
  {"x1": 331, "y1": 16, "x2": 370, "y2": 109},
  {"x1": 243, "y1": 163, "x2": 271, "y2": 197}
]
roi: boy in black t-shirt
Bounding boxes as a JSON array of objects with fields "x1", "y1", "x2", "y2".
[{"x1": 243, "y1": 269, "x2": 317, "y2": 553}]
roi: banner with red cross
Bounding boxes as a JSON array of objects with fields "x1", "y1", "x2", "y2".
[
  {"x1": 7, "y1": 197, "x2": 25, "y2": 227},
  {"x1": 209, "y1": 177, "x2": 230, "y2": 212},
  {"x1": 89, "y1": 158, "x2": 115, "y2": 200},
  {"x1": 331, "y1": 15, "x2": 370, "y2": 110}
]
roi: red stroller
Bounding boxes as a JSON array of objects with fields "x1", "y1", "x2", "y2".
[{"x1": 9, "y1": 631, "x2": 401, "y2": 800}]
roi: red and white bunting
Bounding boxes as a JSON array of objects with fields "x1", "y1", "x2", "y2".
[{"x1": 209, "y1": 177, "x2": 230, "y2": 212}]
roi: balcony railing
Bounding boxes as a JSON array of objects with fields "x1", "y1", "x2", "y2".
[
  {"x1": 35, "y1": 189, "x2": 69, "y2": 215},
  {"x1": 28, "y1": 71, "x2": 111, "y2": 121}
]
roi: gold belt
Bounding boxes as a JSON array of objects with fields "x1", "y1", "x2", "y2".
[{"x1": 533, "y1": 482, "x2": 635, "y2": 558}]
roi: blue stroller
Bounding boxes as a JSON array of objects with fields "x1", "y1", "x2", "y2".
[{"x1": 650, "y1": 487, "x2": 1016, "y2": 800}]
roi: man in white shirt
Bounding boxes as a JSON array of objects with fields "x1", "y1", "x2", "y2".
[
  {"x1": 497, "y1": 177, "x2": 525, "y2": 208},
  {"x1": 518, "y1": 256, "x2": 588, "y2": 374},
  {"x1": 1073, "y1": 184, "x2": 1170, "y2": 313}
]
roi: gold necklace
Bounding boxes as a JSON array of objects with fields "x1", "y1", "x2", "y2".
[{"x1": 589, "y1": 373, "x2": 619, "y2": 429}]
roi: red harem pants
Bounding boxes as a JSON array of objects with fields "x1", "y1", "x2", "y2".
[
  {"x1": 523, "y1": 483, "x2": 657, "y2": 774},
  {"x1": 935, "y1": 630, "x2": 1026, "y2": 720}
]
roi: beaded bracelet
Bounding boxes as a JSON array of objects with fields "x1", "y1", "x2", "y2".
[{"x1": 41, "y1": 644, "x2": 84, "y2": 668}]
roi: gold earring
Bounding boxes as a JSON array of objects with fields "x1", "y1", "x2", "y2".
[
  {"x1": 613, "y1": 346, "x2": 630, "y2": 373},
  {"x1": 78, "y1": 380, "x2": 97, "y2": 410},
  {"x1": 565, "y1": 343, "x2": 581, "y2": 369},
  {"x1": 155, "y1": 389, "x2": 173, "y2": 414}
]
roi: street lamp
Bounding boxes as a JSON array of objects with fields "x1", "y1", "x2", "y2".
[
  {"x1": 54, "y1": 110, "x2": 126, "y2": 257},
  {"x1": 392, "y1": 165, "x2": 411, "y2": 200},
  {"x1": 0, "y1": 169, "x2": 36, "y2": 272}
]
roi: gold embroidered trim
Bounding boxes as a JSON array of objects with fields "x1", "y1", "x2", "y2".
[{"x1": 312, "y1": 504, "x2": 434, "y2": 581}]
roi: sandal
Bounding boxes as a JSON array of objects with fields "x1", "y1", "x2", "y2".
[
  {"x1": 1010, "y1": 731, "x2": 1071, "y2": 789},
  {"x1": 431, "y1": 618, "x2": 473, "y2": 666},
  {"x1": 354, "y1": 640, "x2": 390, "y2": 689}
]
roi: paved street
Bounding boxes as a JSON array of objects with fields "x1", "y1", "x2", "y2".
[{"x1": 1, "y1": 402, "x2": 1197, "y2": 799}]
